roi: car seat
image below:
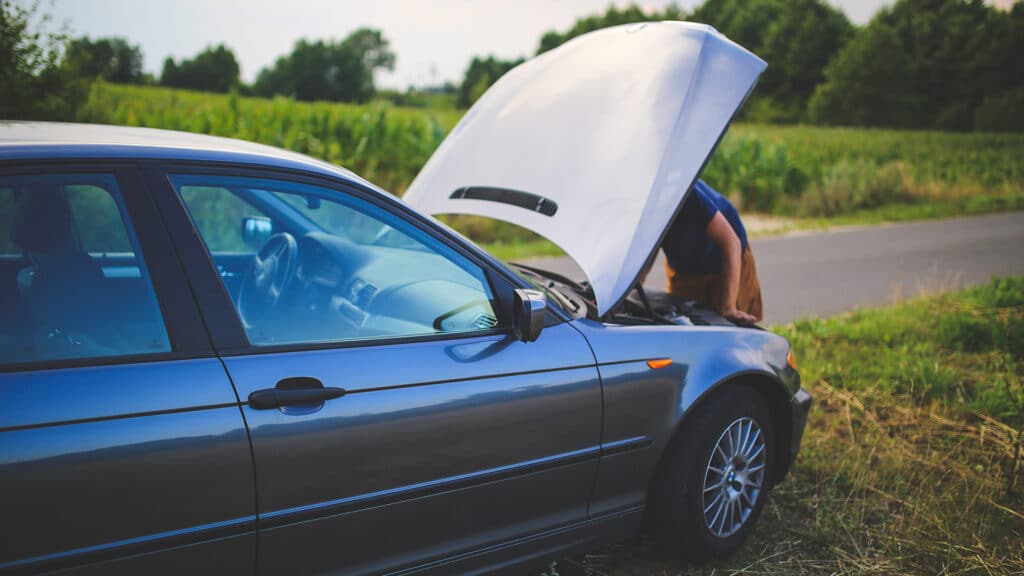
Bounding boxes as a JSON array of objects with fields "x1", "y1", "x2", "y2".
[{"x1": 11, "y1": 183, "x2": 118, "y2": 360}]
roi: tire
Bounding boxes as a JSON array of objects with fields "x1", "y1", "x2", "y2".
[{"x1": 647, "y1": 384, "x2": 775, "y2": 561}]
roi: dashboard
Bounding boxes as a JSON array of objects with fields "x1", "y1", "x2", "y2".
[{"x1": 279, "y1": 231, "x2": 500, "y2": 343}]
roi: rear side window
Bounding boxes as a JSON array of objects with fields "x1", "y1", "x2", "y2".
[{"x1": 0, "y1": 173, "x2": 171, "y2": 366}]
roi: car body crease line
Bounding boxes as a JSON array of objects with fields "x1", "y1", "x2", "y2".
[{"x1": 259, "y1": 445, "x2": 603, "y2": 527}]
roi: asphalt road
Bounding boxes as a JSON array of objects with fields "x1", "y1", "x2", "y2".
[{"x1": 524, "y1": 211, "x2": 1024, "y2": 325}]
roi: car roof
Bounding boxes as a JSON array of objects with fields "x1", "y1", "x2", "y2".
[{"x1": 0, "y1": 121, "x2": 382, "y2": 192}]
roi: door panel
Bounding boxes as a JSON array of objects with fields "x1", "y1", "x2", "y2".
[
  {"x1": 1, "y1": 359, "x2": 238, "y2": 428},
  {"x1": 59, "y1": 534, "x2": 255, "y2": 576},
  {"x1": 0, "y1": 361, "x2": 255, "y2": 573},
  {"x1": 160, "y1": 170, "x2": 604, "y2": 573},
  {"x1": 227, "y1": 324, "x2": 601, "y2": 575},
  {"x1": 258, "y1": 462, "x2": 596, "y2": 576}
]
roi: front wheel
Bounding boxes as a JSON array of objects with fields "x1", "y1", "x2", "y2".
[{"x1": 648, "y1": 384, "x2": 775, "y2": 560}]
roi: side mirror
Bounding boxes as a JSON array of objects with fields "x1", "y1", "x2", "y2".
[
  {"x1": 513, "y1": 288, "x2": 547, "y2": 343},
  {"x1": 242, "y1": 216, "x2": 273, "y2": 247}
]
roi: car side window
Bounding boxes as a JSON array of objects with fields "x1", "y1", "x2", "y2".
[
  {"x1": 171, "y1": 174, "x2": 500, "y2": 347},
  {"x1": 0, "y1": 173, "x2": 171, "y2": 365}
]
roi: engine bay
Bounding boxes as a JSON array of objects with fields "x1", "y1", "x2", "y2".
[{"x1": 508, "y1": 263, "x2": 745, "y2": 328}]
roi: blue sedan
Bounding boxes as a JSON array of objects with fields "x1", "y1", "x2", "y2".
[{"x1": 0, "y1": 22, "x2": 810, "y2": 576}]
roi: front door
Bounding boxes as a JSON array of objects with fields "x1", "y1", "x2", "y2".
[{"x1": 161, "y1": 170, "x2": 602, "y2": 575}]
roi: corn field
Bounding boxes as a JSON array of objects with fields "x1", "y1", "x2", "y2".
[{"x1": 77, "y1": 83, "x2": 1024, "y2": 220}]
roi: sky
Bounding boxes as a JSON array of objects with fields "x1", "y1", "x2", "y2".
[{"x1": 51, "y1": 0, "x2": 892, "y2": 89}]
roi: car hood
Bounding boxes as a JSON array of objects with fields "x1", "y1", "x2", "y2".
[{"x1": 403, "y1": 21, "x2": 765, "y2": 316}]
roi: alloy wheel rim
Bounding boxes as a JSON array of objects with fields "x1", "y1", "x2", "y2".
[{"x1": 701, "y1": 417, "x2": 767, "y2": 538}]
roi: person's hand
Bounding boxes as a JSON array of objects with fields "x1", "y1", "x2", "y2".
[{"x1": 722, "y1": 307, "x2": 757, "y2": 324}]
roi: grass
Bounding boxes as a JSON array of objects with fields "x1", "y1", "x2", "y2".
[
  {"x1": 71, "y1": 83, "x2": 1024, "y2": 255},
  {"x1": 706, "y1": 125, "x2": 1024, "y2": 217},
  {"x1": 545, "y1": 276, "x2": 1024, "y2": 575},
  {"x1": 746, "y1": 191, "x2": 1024, "y2": 238},
  {"x1": 480, "y1": 239, "x2": 566, "y2": 261}
]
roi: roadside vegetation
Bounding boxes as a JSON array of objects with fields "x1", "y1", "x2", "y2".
[
  {"x1": 705, "y1": 124, "x2": 1024, "y2": 219},
  {"x1": 75, "y1": 82, "x2": 461, "y2": 193},
  {"x1": 72, "y1": 82, "x2": 1024, "y2": 257},
  {"x1": 545, "y1": 276, "x2": 1024, "y2": 575}
]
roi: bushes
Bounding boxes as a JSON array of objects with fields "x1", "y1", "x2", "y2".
[
  {"x1": 0, "y1": 0, "x2": 88, "y2": 120},
  {"x1": 701, "y1": 137, "x2": 807, "y2": 211},
  {"x1": 974, "y1": 88, "x2": 1024, "y2": 134},
  {"x1": 705, "y1": 123, "x2": 1024, "y2": 217},
  {"x1": 798, "y1": 160, "x2": 911, "y2": 216}
]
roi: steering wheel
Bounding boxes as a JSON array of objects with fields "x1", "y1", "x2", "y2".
[{"x1": 238, "y1": 232, "x2": 298, "y2": 327}]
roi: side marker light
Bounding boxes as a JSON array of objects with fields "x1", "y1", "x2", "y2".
[{"x1": 647, "y1": 358, "x2": 672, "y2": 370}]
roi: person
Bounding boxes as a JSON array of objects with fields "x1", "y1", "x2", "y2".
[{"x1": 660, "y1": 179, "x2": 763, "y2": 323}]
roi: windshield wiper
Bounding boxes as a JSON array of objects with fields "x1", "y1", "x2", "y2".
[{"x1": 509, "y1": 265, "x2": 580, "y2": 314}]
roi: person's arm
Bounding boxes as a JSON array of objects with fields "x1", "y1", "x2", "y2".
[{"x1": 705, "y1": 212, "x2": 757, "y2": 323}]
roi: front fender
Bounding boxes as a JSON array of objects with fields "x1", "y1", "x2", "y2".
[
  {"x1": 571, "y1": 319, "x2": 793, "y2": 419},
  {"x1": 568, "y1": 319, "x2": 799, "y2": 515}
]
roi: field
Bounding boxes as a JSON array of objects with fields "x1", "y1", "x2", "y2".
[
  {"x1": 74, "y1": 83, "x2": 1024, "y2": 254},
  {"x1": 546, "y1": 277, "x2": 1024, "y2": 576},
  {"x1": 76, "y1": 82, "x2": 464, "y2": 193}
]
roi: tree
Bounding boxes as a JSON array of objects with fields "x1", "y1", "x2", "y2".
[
  {"x1": 691, "y1": 0, "x2": 853, "y2": 122},
  {"x1": 253, "y1": 28, "x2": 395, "y2": 103},
  {"x1": 66, "y1": 36, "x2": 143, "y2": 84},
  {"x1": 807, "y1": 24, "x2": 920, "y2": 128},
  {"x1": 874, "y1": 0, "x2": 977, "y2": 129},
  {"x1": 535, "y1": 4, "x2": 678, "y2": 55},
  {"x1": 808, "y1": 0, "x2": 1024, "y2": 130},
  {"x1": 342, "y1": 28, "x2": 395, "y2": 71},
  {"x1": 452, "y1": 4, "x2": 683, "y2": 108},
  {"x1": 0, "y1": 0, "x2": 85, "y2": 119},
  {"x1": 523, "y1": 1, "x2": 851, "y2": 122},
  {"x1": 690, "y1": 0, "x2": 783, "y2": 53},
  {"x1": 754, "y1": 0, "x2": 853, "y2": 119},
  {"x1": 161, "y1": 44, "x2": 240, "y2": 93}
]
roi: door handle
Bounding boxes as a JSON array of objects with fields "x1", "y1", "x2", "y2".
[{"x1": 248, "y1": 377, "x2": 347, "y2": 410}]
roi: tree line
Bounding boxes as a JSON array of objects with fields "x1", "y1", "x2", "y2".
[
  {"x1": 3, "y1": 0, "x2": 1022, "y2": 131},
  {"x1": 1, "y1": 1, "x2": 396, "y2": 119},
  {"x1": 460, "y1": 0, "x2": 1024, "y2": 132}
]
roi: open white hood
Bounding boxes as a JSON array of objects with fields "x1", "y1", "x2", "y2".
[{"x1": 403, "y1": 22, "x2": 766, "y2": 316}]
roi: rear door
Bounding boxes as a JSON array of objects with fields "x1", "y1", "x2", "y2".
[
  {"x1": 0, "y1": 165, "x2": 255, "y2": 574},
  {"x1": 154, "y1": 167, "x2": 602, "y2": 575}
]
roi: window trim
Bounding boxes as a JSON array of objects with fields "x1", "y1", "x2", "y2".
[
  {"x1": 0, "y1": 161, "x2": 214, "y2": 373},
  {"x1": 145, "y1": 161, "x2": 556, "y2": 357}
]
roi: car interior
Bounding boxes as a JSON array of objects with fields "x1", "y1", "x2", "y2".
[
  {"x1": 0, "y1": 175, "x2": 506, "y2": 366},
  {"x1": 173, "y1": 178, "x2": 501, "y2": 347},
  {"x1": 0, "y1": 177, "x2": 170, "y2": 364}
]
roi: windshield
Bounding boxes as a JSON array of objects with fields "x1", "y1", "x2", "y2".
[{"x1": 273, "y1": 191, "x2": 426, "y2": 251}]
